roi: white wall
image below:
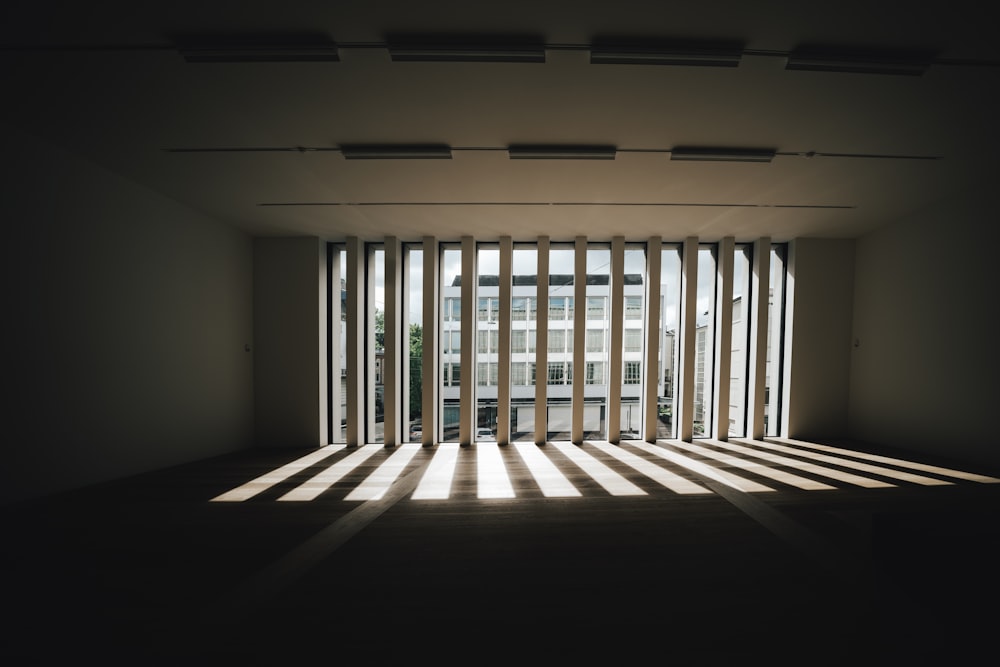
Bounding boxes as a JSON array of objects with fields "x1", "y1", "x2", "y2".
[
  {"x1": 785, "y1": 238, "x2": 856, "y2": 439},
  {"x1": 850, "y1": 187, "x2": 997, "y2": 468},
  {"x1": 253, "y1": 237, "x2": 328, "y2": 448},
  {"x1": 2, "y1": 126, "x2": 254, "y2": 505}
]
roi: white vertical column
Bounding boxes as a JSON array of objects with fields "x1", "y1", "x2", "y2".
[
  {"x1": 329, "y1": 246, "x2": 342, "y2": 442},
  {"x1": 607, "y1": 236, "x2": 625, "y2": 444},
  {"x1": 421, "y1": 237, "x2": 439, "y2": 447},
  {"x1": 677, "y1": 237, "x2": 699, "y2": 442},
  {"x1": 497, "y1": 236, "x2": 513, "y2": 445},
  {"x1": 535, "y1": 236, "x2": 549, "y2": 445},
  {"x1": 643, "y1": 237, "x2": 662, "y2": 443},
  {"x1": 383, "y1": 236, "x2": 402, "y2": 447},
  {"x1": 460, "y1": 235, "x2": 476, "y2": 446},
  {"x1": 747, "y1": 237, "x2": 771, "y2": 440},
  {"x1": 345, "y1": 236, "x2": 365, "y2": 446},
  {"x1": 713, "y1": 236, "x2": 735, "y2": 440},
  {"x1": 571, "y1": 236, "x2": 587, "y2": 444}
]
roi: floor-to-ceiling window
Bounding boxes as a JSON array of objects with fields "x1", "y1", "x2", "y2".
[
  {"x1": 367, "y1": 243, "x2": 385, "y2": 444},
  {"x1": 440, "y1": 244, "x2": 462, "y2": 442},
  {"x1": 328, "y1": 244, "x2": 347, "y2": 443},
  {"x1": 619, "y1": 244, "x2": 646, "y2": 439},
  {"x1": 765, "y1": 243, "x2": 787, "y2": 436},
  {"x1": 694, "y1": 244, "x2": 717, "y2": 437},
  {"x1": 476, "y1": 244, "x2": 500, "y2": 439},
  {"x1": 580, "y1": 244, "x2": 610, "y2": 440},
  {"x1": 329, "y1": 237, "x2": 787, "y2": 446},
  {"x1": 547, "y1": 244, "x2": 575, "y2": 441},
  {"x1": 510, "y1": 245, "x2": 537, "y2": 441},
  {"x1": 404, "y1": 243, "x2": 423, "y2": 443},
  {"x1": 657, "y1": 244, "x2": 682, "y2": 439},
  {"x1": 729, "y1": 243, "x2": 752, "y2": 437}
]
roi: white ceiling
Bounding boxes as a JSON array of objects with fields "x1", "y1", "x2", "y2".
[{"x1": 2, "y1": 0, "x2": 999, "y2": 242}]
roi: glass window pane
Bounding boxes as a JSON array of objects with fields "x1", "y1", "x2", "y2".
[
  {"x1": 511, "y1": 245, "x2": 537, "y2": 441},
  {"x1": 440, "y1": 246, "x2": 462, "y2": 442},
  {"x1": 367, "y1": 245, "x2": 385, "y2": 443},
  {"x1": 729, "y1": 244, "x2": 751, "y2": 438},
  {"x1": 404, "y1": 244, "x2": 423, "y2": 443},
  {"x1": 694, "y1": 245, "x2": 717, "y2": 438},
  {"x1": 582, "y1": 245, "x2": 610, "y2": 440},
  {"x1": 620, "y1": 245, "x2": 645, "y2": 439},
  {"x1": 765, "y1": 244, "x2": 787, "y2": 437},
  {"x1": 476, "y1": 245, "x2": 499, "y2": 439},
  {"x1": 657, "y1": 245, "x2": 681, "y2": 439},
  {"x1": 547, "y1": 246, "x2": 575, "y2": 440},
  {"x1": 331, "y1": 246, "x2": 347, "y2": 443}
]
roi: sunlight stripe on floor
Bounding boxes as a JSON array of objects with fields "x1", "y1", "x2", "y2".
[
  {"x1": 514, "y1": 443, "x2": 581, "y2": 497},
  {"x1": 478, "y1": 442, "x2": 516, "y2": 498},
  {"x1": 551, "y1": 442, "x2": 646, "y2": 496},
  {"x1": 412, "y1": 443, "x2": 460, "y2": 500},
  {"x1": 718, "y1": 439, "x2": 895, "y2": 488},
  {"x1": 278, "y1": 444, "x2": 382, "y2": 501},
  {"x1": 590, "y1": 441, "x2": 710, "y2": 494},
  {"x1": 211, "y1": 445, "x2": 346, "y2": 502},
  {"x1": 749, "y1": 439, "x2": 953, "y2": 486},
  {"x1": 345, "y1": 443, "x2": 423, "y2": 501},
  {"x1": 768, "y1": 438, "x2": 1000, "y2": 484},
  {"x1": 631, "y1": 441, "x2": 775, "y2": 493},
  {"x1": 676, "y1": 440, "x2": 836, "y2": 491}
]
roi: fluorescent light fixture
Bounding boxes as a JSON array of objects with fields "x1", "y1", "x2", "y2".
[
  {"x1": 670, "y1": 146, "x2": 776, "y2": 163},
  {"x1": 176, "y1": 35, "x2": 340, "y2": 62},
  {"x1": 507, "y1": 144, "x2": 617, "y2": 160},
  {"x1": 590, "y1": 39, "x2": 744, "y2": 67},
  {"x1": 785, "y1": 46, "x2": 933, "y2": 75},
  {"x1": 339, "y1": 144, "x2": 453, "y2": 159},
  {"x1": 386, "y1": 34, "x2": 546, "y2": 62}
]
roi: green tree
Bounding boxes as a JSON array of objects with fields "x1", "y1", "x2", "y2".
[{"x1": 374, "y1": 309, "x2": 385, "y2": 351}]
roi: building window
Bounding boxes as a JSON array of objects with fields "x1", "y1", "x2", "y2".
[
  {"x1": 586, "y1": 361, "x2": 604, "y2": 384},
  {"x1": 548, "y1": 329, "x2": 565, "y2": 353},
  {"x1": 512, "y1": 297, "x2": 527, "y2": 321},
  {"x1": 586, "y1": 329, "x2": 604, "y2": 352},
  {"x1": 446, "y1": 297, "x2": 461, "y2": 321},
  {"x1": 624, "y1": 361, "x2": 641, "y2": 385},
  {"x1": 549, "y1": 296, "x2": 566, "y2": 321},
  {"x1": 476, "y1": 362, "x2": 499, "y2": 386},
  {"x1": 547, "y1": 361, "x2": 565, "y2": 384},
  {"x1": 587, "y1": 296, "x2": 606, "y2": 320},
  {"x1": 624, "y1": 328, "x2": 642, "y2": 353},
  {"x1": 625, "y1": 296, "x2": 642, "y2": 319},
  {"x1": 512, "y1": 329, "x2": 526, "y2": 353}
]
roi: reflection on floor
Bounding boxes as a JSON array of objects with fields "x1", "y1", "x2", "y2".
[
  {"x1": 211, "y1": 438, "x2": 999, "y2": 503},
  {"x1": 5, "y1": 438, "x2": 999, "y2": 665}
]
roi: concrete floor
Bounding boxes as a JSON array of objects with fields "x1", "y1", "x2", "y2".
[{"x1": 4, "y1": 437, "x2": 999, "y2": 665}]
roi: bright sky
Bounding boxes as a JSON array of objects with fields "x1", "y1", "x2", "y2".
[{"x1": 343, "y1": 243, "x2": 752, "y2": 328}]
